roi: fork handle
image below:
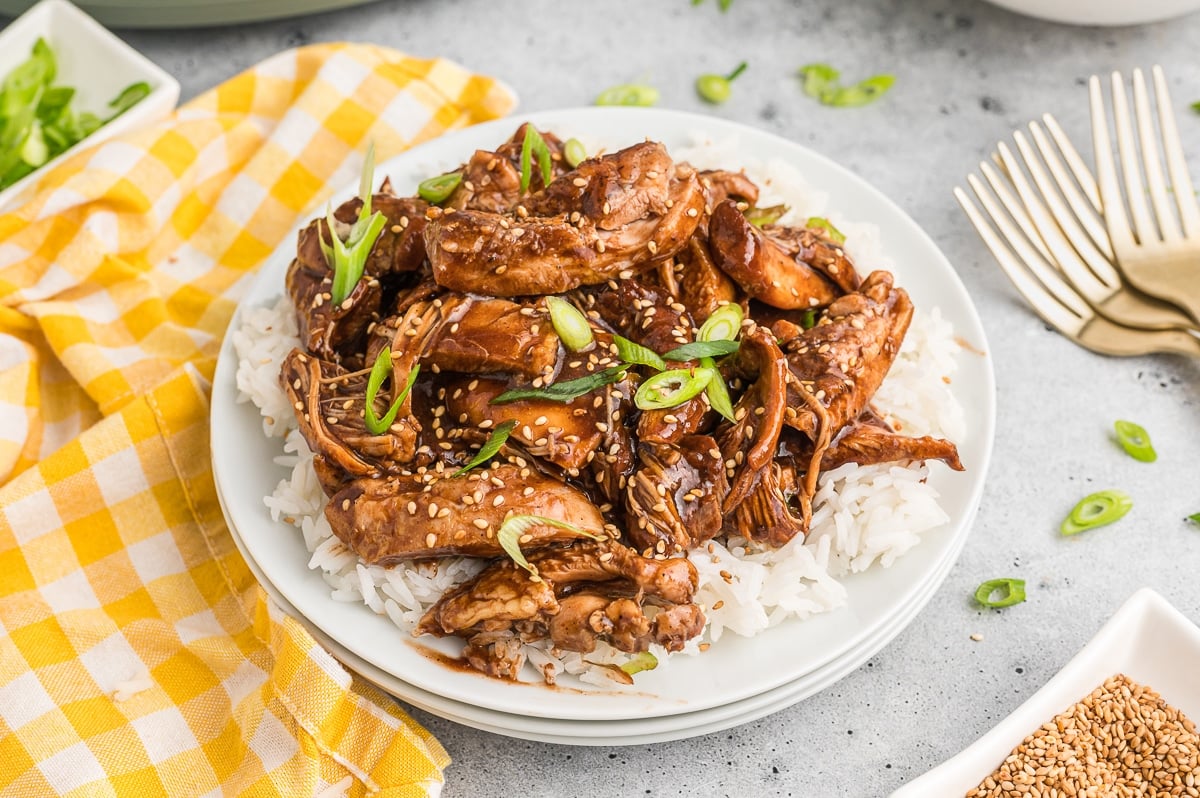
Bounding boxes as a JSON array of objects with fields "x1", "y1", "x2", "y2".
[{"x1": 1119, "y1": 264, "x2": 1200, "y2": 328}]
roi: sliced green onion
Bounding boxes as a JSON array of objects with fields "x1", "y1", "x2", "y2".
[
  {"x1": 364, "y1": 349, "x2": 419, "y2": 435},
  {"x1": 619, "y1": 651, "x2": 659, "y2": 676},
  {"x1": 417, "y1": 171, "x2": 462, "y2": 204},
  {"x1": 1188, "y1": 512, "x2": 1200, "y2": 524},
  {"x1": 497, "y1": 515, "x2": 604, "y2": 580},
  {"x1": 563, "y1": 138, "x2": 587, "y2": 168},
  {"x1": 700, "y1": 356, "x2": 736, "y2": 422},
  {"x1": 635, "y1": 368, "x2": 713, "y2": 411},
  {"x1": 1060, "y1": 489, "x2": 1132, "y2": 536},
  {"x1": 519, "y1": 125, "x2": 553, "y2": 194},
  {"x1": 491, "y1": 365, "x2": 628, "y2": 405},
  {"x1": 695, "y1": 61, "x2": 747, "y2": 105},
  {"x1": 1114, "y1": 420, "x2": 1156, "y2": 462},
  {"x1": 108, "y1": 82, "x2": 150, "y2": 117},
  {"x1": 745, "y1": 204, "x2": 789, "y2": 227},
  {"x1": 697, "y1": 303, "x2": 744, "y2": 342},
  {"x1": 800, "y1": 309, "x2": 818, "y2": 329},
  {"x1": 453, "y1": 420, "x2": 517, "y2": 477},
  {"x1": 546, "y1": 296, "x2": 594, "y2": 352},
  {"x1": 692, "y1": 0, "x2": 733, "y2": 9},
  {"x1": 613, "y1": 335, "x2": 667, "y2": 372},
  {"x1": 594, "y1": 83, "x2": 659, "y2": 107},
  {"x1": 661, "y1": 340, "x2": 740, "y2": 362},
  {"x1": 806, "y1": 216, "x2": 846, "y2": 244},
  {"x1": 974, "y1": 578, "x2": 1026, "y2": 609},
  {"x1": 1192, "y1": 101, "x2": 1200, "y2": 114},
  {"x1": 798, "y1": 63, "x2": 894, "y2": 108},
  {"x1": 325, "y1": 144, "x2": 387, "y2": 305}
]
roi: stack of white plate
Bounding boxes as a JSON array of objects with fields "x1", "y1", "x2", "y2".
[{"x1": 210, "y1": 109, "x2": 996, "y2": 745}]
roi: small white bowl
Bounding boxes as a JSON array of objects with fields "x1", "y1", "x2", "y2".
[
  {"x1": 0, "y1": 0, "x2": 179, "y2": 210},
  {"x1": 893, "y1": 588, "x2": 1200, "y2": 796},
  {"x1": 978, "y1": 0, "x2": 1200, "y2": 26}
]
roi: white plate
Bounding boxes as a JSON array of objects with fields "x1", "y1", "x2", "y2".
[
  {"x1": 210, "y1": 107, "x2": 996, "y2": 723},
  {"x1": 894, "y1": 588, "x2": 1200, "y2": 796},
  {"x1": 219, "y1": 470, "x2": 970, "y2": 744}
]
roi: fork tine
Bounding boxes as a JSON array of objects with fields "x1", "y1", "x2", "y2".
[
  {"x1": 1031, "y1": 118, "x2": 1114, "y2": 261},
  {"x1": 978, "y1": 160, "x2": 1054, "y2": 266},
  {"x1": 1043, "y1": 114, "x2": 1102, "y2": 214},
  {"x1": 1131, "y1": 68, "x2": 1183, "y2": 242},
  {"x1": 1109, "y1": 71, "x2": 1159, "y2": 245},
  {"x1": 956, "y1": 182, "x2": 1090, "y2": 338},
  {"x1": 1090, "y1": 76, "x2": 1137, "y2": 253},
  {"x1": 1151, "y1": 65, "x2": 1200, "y2": 237},
  {"x1": 994, "y1": 139, "x2": 1117, "y2": 306}
]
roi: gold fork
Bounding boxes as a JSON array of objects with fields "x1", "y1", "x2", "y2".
[
  {"x1": 955, "y1": 180, "x2": 1200, "y2": 357},
  {"x1": 988, "y1": 115, "x2": 1197, "y2": 333},
  {"x1": 1091, "y1": 66, "x2": 1200, "y2": 326}
]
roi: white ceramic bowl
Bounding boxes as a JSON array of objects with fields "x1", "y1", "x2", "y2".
[
  {"x1": 0, "y1": 0, "x2": 179, "y2": 210},
  {"x1": 893, "y1": 588, "x2": 1200, "y2": 795},
  {"x1": 979, "y1": 0, "x2": 1200, "y2": 26}
]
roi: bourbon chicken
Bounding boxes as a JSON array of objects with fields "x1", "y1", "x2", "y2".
[{"x1": 280, "y1": 125, "x2": 962, "y2": 681}]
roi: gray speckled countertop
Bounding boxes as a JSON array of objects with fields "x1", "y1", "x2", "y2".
[{"x1": 39, "y1": 0, "x2": 1200, "y2": 794}]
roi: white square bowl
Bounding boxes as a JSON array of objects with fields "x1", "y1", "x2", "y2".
[
  {"x1": 892, "y1": 587, "x2": 1200, "y2": 795},
  {"x1": 0, "y1": 0, "x2": 179, "y2": 210}
]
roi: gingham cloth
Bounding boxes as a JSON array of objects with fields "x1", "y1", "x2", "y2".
[{"x1": 0, "y1": 43, "x2": 515, "y2": 796}]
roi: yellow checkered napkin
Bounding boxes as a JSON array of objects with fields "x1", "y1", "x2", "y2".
[{"x1": 0, "y1": 44, "x2": 516, "y2": 796}]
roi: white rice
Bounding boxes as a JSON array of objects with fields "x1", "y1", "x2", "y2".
[{"x1": 233, "y1": 136, "x2": 966, "y2": 685}]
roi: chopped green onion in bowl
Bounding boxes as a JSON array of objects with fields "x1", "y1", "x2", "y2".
[
  {"x1": 1060, "y1": 489, "x2": 1132, "y2": 536},
  {"x1": 0, "y1": 38, "x2": 151, "y2": 191},
  {"x1": 1113, "y1": 420, "x2": 1156, "y2": 462},
  {"x1": 974, "y1": 578, "x2": 1026, "y2": 609}
]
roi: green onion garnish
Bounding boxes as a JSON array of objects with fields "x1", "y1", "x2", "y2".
[
  {"x1": 695, "y1": 61, "x2": 747, "y2": 105},
  {"x1": 496, "y1": 515, "x2": 604, "y2": 580},
  {"x1": 697, "y1": 303, "x2": 744, "y2": 343},
  {"x1": 1113, "y1": 420, "x2": 1157, "y2": 462},
  {"x1": 417, "y1": 171, "x2": 462, "y2": 204},
  {"x1": 1188, "y1": 512, "x2": 1200, "y2": 524},
  {"x1": 745, "y1": 204, "x2": 789, "y2": 227},
  {"x1": 323, "y1": 143, "x2": 387, "y2": 305},
  {"x1": 691, "y1": 0, "x2": 733, "y2": 9},
  {"x1": 798, "y1": 63, "x2": 895, "y2": 108},
  {"x1": 661, "y1": 340, "x2": 740, "y2": 362},
  {"x1": 519, "y1": 125, "x2": 553, "y2": 194},
  {"x1": 1060, "y1": 489, "x2": 1132, "y2": 536},
  {"x1": 563, "y1": 138, "x2": 587, "y2": 168},
  {"x1": 594, "y1": 83, "x2": 660, "y2": 107},
  {"x1": 546, "y1": 296, "x2": 594, "y2": 352},
  {"x1": 613, "y1": 335, "x2": 667, "y2": 372},
  {"x1": 1191, "y1": 101, "x2": 1200, "y2": 114},
  {"x1": 453, "y1": 420, "x2": 517, "y2": 477},
  {"x1": 801, "y1": 309, "x2": 818, "y2": 329},
  {"x1": 363, "y1": 349, "x2": 419, "y2": 435},
  {"x1": 806, "y1": 216, "x2": 846, "y2": 244},
  {"x1": 491, "y1": 365, "x2": 628, "y2": 405},
  {"x1": 974, "y1": 578, "x2": 1026, "y2": 609},
  {"x1": 634, "y1": 368, "x2": 714, "y2": 411},
  {"x1": 700, "y1": 357, "x2": 736, "y2": 422},
  {"x1": 619, "y1": 651, "x2": 659, "y2": 676}
]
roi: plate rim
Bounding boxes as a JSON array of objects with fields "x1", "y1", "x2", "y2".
[{"x1": 210, "y1": 106, "x2": 997, "y2": 721}]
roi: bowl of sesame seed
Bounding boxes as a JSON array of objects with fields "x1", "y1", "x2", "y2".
[{"x1": 892, "y1": 588, "x2": 1200, "y2": 797}]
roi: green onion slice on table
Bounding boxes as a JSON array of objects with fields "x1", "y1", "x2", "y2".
[
  {"x1": 797, "y1": 63, "x2": 895, "y2": 108},
  {"x1": 496, "y1": 515, "x2": 604, "y2": 580},
  {"x1": 363, "y1": 348, "x2": 419, "y2": 435},
  {"x1": 453, "y1": 420, "x2": 517, "y2": 477},
  {"x1": 634, "y1": 368, "x2": 714, "y2": 411},
  {"x1": 1188, "y1": 512, "x2": 1200, "y2": 524},
  {"x1": 974, "y1": 578, "x2": 1026, "y2": 609},
  {"x1": 594, "y1": 83, "x2": 659, "y2": 107},
  {"x1": 696, "y1": 61, "x2": 747, "y2": 105},
  {"x1": 1113, "y1": 420, "x2": 1157, "y2": 462},
  {"x1": 417, "y1": 171, "x2": 462, "y2": 204},
  {"x1": 1060, "y1": 489, "x2": 1132, "y2": 536},
  {"x1": 546, "y1": 296, "x2": 594, "y2": 352}
]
